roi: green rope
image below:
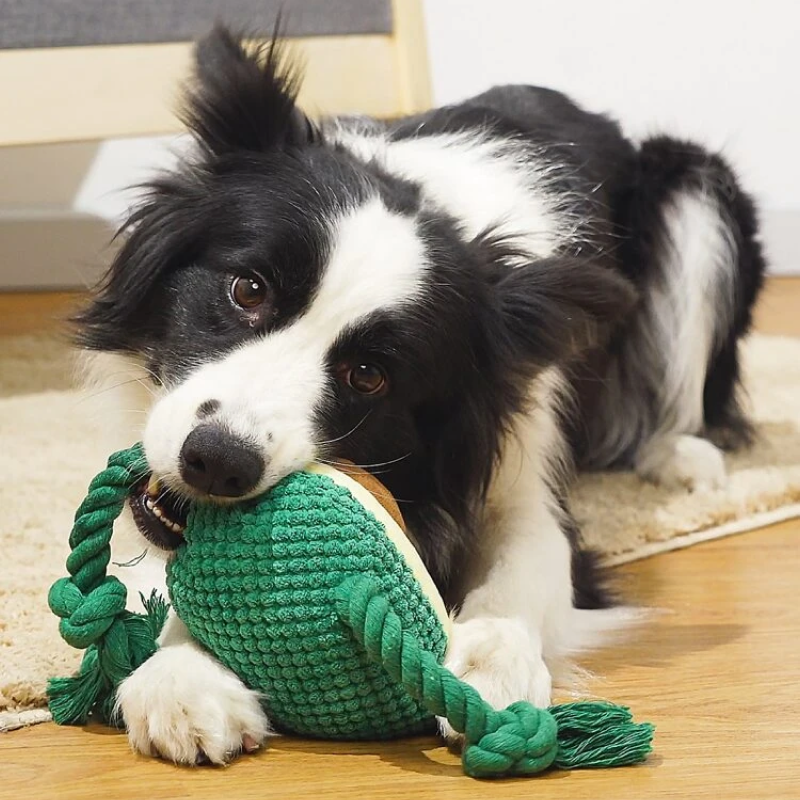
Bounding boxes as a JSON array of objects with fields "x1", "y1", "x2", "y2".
[
  {"x1": 47, "y1": 444, "x2": 168, "y2": 725},
  {"x1": 335, "y1": 575, "x2": 654, "y2": 778}
]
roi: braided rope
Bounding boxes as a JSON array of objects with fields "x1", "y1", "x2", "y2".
[
  {"x1": 335, "y1": 575, "x2": 654, "y2": 778},
  {"x1": 47, "y1": 444, "x2": 167, "y2": 725}
]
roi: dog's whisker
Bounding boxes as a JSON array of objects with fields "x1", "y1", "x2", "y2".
[
  {"x1": 313, "y1": 452, "x2": 413, "y2": 471},
  {"x1": 313, "y1": 410, "x2": 373, "y2": 447},
  {"x1": 112, "y1": 550, "x2": 149, "y2": 568},
  {"x1": 329, "y1": 476, "x2": 415, "y2": 507},
  {"x1": 132, "y1": 377, "x2": 159, "y2": 398},
  {"x1": 350, "y1": 453, "x2": 413, "y2": 470},
  {"x1": 75, "y1": 377, "x2": 157, "y2": 404},
  {"x1": 82, "y1": 363, "x2": 160, "y2": 387}
]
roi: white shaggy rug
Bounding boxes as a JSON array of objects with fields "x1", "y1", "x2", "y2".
[{"x1": 2, "y1": 332, "x2": 800, "y2": 730}]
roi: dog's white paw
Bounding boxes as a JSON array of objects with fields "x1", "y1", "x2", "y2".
[
  {"x1": 115, "y1": 643, "x2": 270, "y2": 765},
  {"x1": 635, "y1": 434, "x2": 727, "y2": 492},
  {"x1": 437, "y1": 617, "x2": 551, "y2": 746}
]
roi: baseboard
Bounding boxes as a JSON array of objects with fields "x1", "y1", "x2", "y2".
[{"x1": 0, "y1": 211, "x2": 114, "y2": 290}]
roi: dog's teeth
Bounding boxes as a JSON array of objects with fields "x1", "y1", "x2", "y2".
[
  {"x1": 143, "y1": 485, "x2": 184, "y2": 534},
  {"x1": 166, "y1": 520, "x2": 183, "y2": 534}
]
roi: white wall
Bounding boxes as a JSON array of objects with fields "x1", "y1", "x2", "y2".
[{"x1": 423, "y1": 0, "x2": 800, "y2": 271}]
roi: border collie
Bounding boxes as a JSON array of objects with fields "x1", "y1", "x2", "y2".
[{"x1": 76, "y1": 27, "x2": 765, "y2": 763}]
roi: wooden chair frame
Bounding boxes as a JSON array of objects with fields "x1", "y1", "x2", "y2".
[{"x1": 0, "y1": 0, "x2": 431, "y2": 146}]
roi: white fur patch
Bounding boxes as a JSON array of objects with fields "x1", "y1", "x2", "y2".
[
  {"x1": 107, "y1": 510, "x2": 170, "y2": 612},
  {"x1": 115, "y1": 615, "x2": 270, "y2": 764},
  {"x1": 76, "y1": 350, "x2": 169, "y2": 605},
  {"x1": 443, "y1": 366, "x2": 646, "y2": 718},
  {"x1": 77, "y1": 350, "x2": 160, "y2": 449},
  {"x1": 635, "y1": 433, "x2": 727, "y2": 491},
  {"x1": 444, "y1": 618, "x2": 552, "y2": 709},
  {"x1": 330, "y1": 124, "x2": 566, "y2": 259},
  {"x1": 142, "y1": 196, "x2": 426, "y2": 497},
  {"x1": 581, "y1": 186, "x2": 739, "y2": 469},
  {"x1": 649, "y1": 190, "x2": 736, "y2": 435},
  {"x1": 439, "y1": 616, "x2": 551, "y2": 743}
]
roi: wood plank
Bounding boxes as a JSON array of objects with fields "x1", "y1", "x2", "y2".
[
  {"x1": 392, "y1": 0, "x2": 434, "y2": 116},
  {"x1": 0, "y1": 291, "x2": 83, "y2": 336},
  {"x1": 751, "y1": 275, "x2": 800, "y2": 337}
]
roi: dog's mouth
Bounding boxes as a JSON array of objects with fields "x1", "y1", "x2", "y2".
[{"x1": 129, "y1": 476, "x2": 188, "y2": 551}]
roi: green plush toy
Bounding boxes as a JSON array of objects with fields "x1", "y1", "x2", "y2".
[{"x1": 48, "y1": 444, "x2": 653, "y2": 778}]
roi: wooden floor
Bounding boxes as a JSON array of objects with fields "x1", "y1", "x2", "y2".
[{"x1": 2, "y1": 280, "x2": 800, "y2": 800}]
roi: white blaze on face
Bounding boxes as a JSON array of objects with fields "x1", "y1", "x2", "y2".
[{"x1": 143, "y1": 196, "x2": 427, "y2": 495}]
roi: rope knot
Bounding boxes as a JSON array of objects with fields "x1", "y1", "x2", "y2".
[
  {"x1": 462, "y1": 701, "x2": 559, "y2": 778},
  {"x1": 48, "y1": 575, "x2": 128, "y2": 649}
]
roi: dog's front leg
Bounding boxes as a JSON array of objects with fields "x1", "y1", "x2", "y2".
[
  {"x1": 439, "y1": 476, "x2": 574, "y2": 742},
  {"x1": 115, "y1": 612, "x2": 270, "y2": 764}
]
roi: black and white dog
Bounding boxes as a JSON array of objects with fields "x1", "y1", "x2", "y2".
[{"x1": 76, "y1": 28, "x2": 765, "y2": 763}]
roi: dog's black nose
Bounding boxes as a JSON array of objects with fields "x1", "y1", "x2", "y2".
[{"x1": 179, "y1": 424, "x2": 264, "y2": 497}]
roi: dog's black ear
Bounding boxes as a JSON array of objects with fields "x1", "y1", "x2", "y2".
[
  {"x1": 492, "y1": 254, "x2": 638, "y2": 365},
  {"x1": 182, "y1": 25, "x2": 317, "y2": 156}
]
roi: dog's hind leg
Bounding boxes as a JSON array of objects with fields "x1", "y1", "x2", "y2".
[{"x1": 581, "y1": 137, "x2": 766, "y2": 490}]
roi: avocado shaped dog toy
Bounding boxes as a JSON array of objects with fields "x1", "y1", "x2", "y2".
[{"x1": 48, "y1": 444, "x2": 653, "y2": 778}]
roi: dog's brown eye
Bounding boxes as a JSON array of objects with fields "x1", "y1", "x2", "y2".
[
  {"x1": 347, "y1": 364, "x2": 387, "y2": 395},
  {"x1": 231, "y1": 274, "x2": 269, "y2": 310}
]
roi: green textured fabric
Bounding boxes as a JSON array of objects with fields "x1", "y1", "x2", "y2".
[
  {"x1": 167, "y1": 470, "x2": 447, "y2": 739},
  {"x1": 49, "y1": 444, "x2": 654, "y2": 778}
]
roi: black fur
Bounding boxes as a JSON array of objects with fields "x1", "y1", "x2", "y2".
[
  {"x1": 183, "y1": 27, "x2": 318, "y2": 155},
  {"x1": 316, "y1": 218, "x2": 633, "y2": 605}
]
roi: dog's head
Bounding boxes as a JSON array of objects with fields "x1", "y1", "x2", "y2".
[{"x1": 77, "y1": 27, "x2": 633, "y2": 585}]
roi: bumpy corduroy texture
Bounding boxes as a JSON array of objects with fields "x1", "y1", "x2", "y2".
[{"x1": 167, "y1": 470, "x2": 447, "y2": 740}]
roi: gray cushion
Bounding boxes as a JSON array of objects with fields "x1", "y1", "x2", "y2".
[{"x1": 0, "y1": 0, "x2": 393, "y2": 49}]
